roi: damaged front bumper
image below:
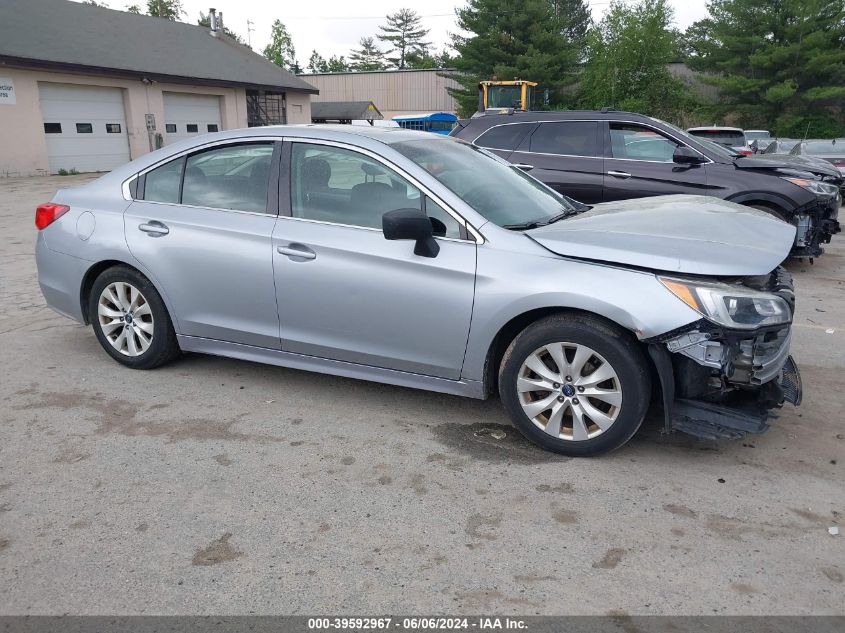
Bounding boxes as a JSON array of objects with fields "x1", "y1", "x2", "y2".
[
  {"x1": 646, "y1": 268, "x2": 803, "y2": 440},
  {"x1": 790, "y1": 195, "x2": 841, "y2": 259}
]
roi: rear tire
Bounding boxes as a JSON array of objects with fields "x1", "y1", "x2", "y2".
[
  {"x1": 88, "y1": 266, "x2": 179, "y2": 369},
  {"x1": 498, "y1": 314, "x2": 651, "y2": 456}
]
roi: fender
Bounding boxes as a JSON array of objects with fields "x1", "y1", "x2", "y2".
[
  {"x1": 460, "y1": 247, "x2": 702, "y2": 382},
  {"x1": 725, "y1": 191, "x2": 795, "y2": 214}
]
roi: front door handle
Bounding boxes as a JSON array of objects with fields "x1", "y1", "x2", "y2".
[
  {"x1": 513, "y1": 163, "x2": 534, "y2": 172},
  {"x1": 277, "y1": 244, "x2": 316, "y2": 260},
  {"x1": 607, "y1": 170, "x2": 632, "y2": 179},
  {"x1": 138, "y1": 220, "x2": 169, "y2": 236}
]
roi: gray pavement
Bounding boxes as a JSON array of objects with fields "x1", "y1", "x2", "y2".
[{"x1": 0, "y1": 175, "x2": 842, "y2": 615}]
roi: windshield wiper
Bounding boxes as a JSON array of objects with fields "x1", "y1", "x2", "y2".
[{"x1": 503, "y1": 208, "x2": 584, "y2": 231}]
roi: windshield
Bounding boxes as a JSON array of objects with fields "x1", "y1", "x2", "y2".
[
  {"x1": 488, "y1": 86, "x2": 522, "y2": 109},
  {"x1": 649, "y1": 117, "x2": 737, "y2": 159},
  {"x1": 392, "y1": 138, "x2": 578, "y2": 227},
  {"x1": 687, "y1": 129, "x2": 747, "y2": 146}
]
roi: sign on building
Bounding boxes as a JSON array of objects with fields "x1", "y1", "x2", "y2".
[{"x1": 0, "y1": 77, "x2": 15, "y2": 104}]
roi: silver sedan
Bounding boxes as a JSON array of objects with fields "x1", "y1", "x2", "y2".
[{"x1": 35, "y1": 126, "x2": 801, "y2": 455}]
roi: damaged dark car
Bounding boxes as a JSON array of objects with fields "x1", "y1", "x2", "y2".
[{"x1": 451, "y1": 110, "x2": 842, "y2": 258}]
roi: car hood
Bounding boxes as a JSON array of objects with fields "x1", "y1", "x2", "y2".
[
  {"x1": 737, "y1": 154, "x2": 840, "y2": 178},
  {"x1": 527, "y1": 195, "x2": 796, "y2": 276}
]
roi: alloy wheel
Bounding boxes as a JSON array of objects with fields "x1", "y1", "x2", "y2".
[
  {"x1": 517, "y1": 342, "x2": 623, "y2": 441},
  {"x1": 97, "y1": 282, "x2": 154, "y2": 357}
]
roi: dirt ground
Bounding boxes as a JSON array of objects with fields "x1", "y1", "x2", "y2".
[{"x1": 0, "y1": 175, "x2": 842, "y2": 615}]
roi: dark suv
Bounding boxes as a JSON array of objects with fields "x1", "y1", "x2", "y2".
[{"x1": 451, "y1": 110, "x2": 841, "y2": 257}]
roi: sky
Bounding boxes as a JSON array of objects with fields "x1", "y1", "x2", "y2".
[{"x1": 81, "y1": 0, "x2": 711, "y2": 64}]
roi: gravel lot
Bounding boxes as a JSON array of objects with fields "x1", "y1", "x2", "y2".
[{"x1": 0, "y1": 175, "x2": 842, "y2": 615}]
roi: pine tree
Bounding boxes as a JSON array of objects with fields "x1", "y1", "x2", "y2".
[
  {"x1": 685, "y1": 0, "x2": 845, "y2": 137},
  {"x1": 450, "y1": 0, "x2": 592, "y2": 116},
  {"x1": 325, "y1": 56, "x2": 351, "y2": 72},
  {"x1": 377, "y1": 9, "x2": 430, "y2": 69},
  {"x1": 146, "y1": 0, "x2": 182, "y2": 20},
  {"x1": 263, "y1": 20, "x2": 299, "y2": 73},
  {"x1": 349, "y1": 37, "x2": 387, "y2": 71},
  {"x1": 578, "y1": 0, "x2": 689, "y2": 121},
  {"x1": 308, "y1": 50, "x2": 328, "y2": 73}
]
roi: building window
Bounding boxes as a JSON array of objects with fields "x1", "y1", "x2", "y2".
[
  {"x1": 106, "y1": 123, "x2": 121, "y2": 134},
  {"x1": 165, "y1": 124, "x2": 177, "y2": 133},
  {"x1": 246, "y1": 90, "x2": 286, "y2": 127},
  {"x1": 76, "y1": 123, "x2": 93, "y2": 134},
  {"x1": 44, "y1": 123, "x2": 62, "y2": 134},
  {"x1": 186, "y1": 124, "x2": 199, "y2": 133},
  {"x1": 207, "y1": 124, "x2": 219, "y2": 133}
]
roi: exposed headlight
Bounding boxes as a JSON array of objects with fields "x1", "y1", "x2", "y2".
[
  {"x1": 659, "y1": 277, "x2": 791, "y2": 330},
  {"x1": 782, "y1": 177, "x2": 839, "y2": 197}
]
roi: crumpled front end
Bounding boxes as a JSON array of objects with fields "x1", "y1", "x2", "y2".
[
  {"x1": 647, "y1": 268, "x2": 802, "y2": 440},
  {"x1": 791, "y1": 192, "x2": 841, "y2": 259}
]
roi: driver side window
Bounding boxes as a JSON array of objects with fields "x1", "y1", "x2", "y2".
[
  {"x1": 291, "y1": 143, "x2": 423, "y2": 230},
  {"x1": 610, "y1": 123, "x2": 679, "y2": 162}
]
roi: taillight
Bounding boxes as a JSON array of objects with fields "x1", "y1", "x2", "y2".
[
  {"x1": 738, "y1": 148, "x2": 752, "y2": 156},
  {"x1": 35, "y1": 203, "x2": 70, "y2": 230}
]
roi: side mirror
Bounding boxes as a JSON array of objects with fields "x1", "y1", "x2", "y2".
[
  {"x1": 673, "y1": 146, "x2": 706, "y2": 165},
  {"x1": 382, "y1": 208, "x2": 440, "y2": 258}
]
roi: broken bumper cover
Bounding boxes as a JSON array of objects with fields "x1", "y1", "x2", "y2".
[
  {"x1": 669, "y1": 357, "x2": 802, "y2": 440},
  {"x1": 647, "y1": 269, "x2": 802, "y2": 440}
]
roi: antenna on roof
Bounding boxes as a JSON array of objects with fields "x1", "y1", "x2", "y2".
[{"x1": 247, "y1": 19, "x2": 254, "y2": 47}]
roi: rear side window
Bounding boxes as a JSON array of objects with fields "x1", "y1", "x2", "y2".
[
  {"x1": 143, "y1": 157, "x2": 183, "y2": 203},
  {"x1": 475, "y1": 124, "x2": 534, "y2": 151},
  {"x1": 610, "y1": 123, "x2": 679, "y2": 161},
  {"x1": 529, "y1": 121, "x2": 599, "y2": 157}
]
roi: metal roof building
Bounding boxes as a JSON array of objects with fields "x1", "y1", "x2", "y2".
[
  {"x1": 0, "y1": 0, "x2": 317, "y2": 176},
  {"x1": 300, "y1": 69, "x2": 461, "y2": 119}
]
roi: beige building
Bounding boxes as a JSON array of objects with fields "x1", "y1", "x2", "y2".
[
  {"x1": 0, "y1": 0, "x2": 317, "y2": 176},
  {"x1": 301, "y1": 69, "x2": 460, "y2": 119}
]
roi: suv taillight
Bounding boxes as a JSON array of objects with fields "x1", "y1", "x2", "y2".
[{"x1": 35, "y1": 203, "x2": 70, "y2": 230}]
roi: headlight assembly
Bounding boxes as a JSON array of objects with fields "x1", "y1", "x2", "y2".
[
  {"x1": 782, "y1": 177, "x2": 839, "y2": 198},
  {"x1": 659, "y1": 277, "x2": 792, "y2": 330}
]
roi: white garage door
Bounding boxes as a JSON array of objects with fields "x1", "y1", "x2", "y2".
[
  {"x1": 163, "y1": 92, "x2": 222, "y2": 144},
  {"x1": 38, "y1": 83, "x2": 130, "y2": 174}
]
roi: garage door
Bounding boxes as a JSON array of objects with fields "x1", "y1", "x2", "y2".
[
  {"x1": 163, "y1": 92, "x2": 222, "y2": 144},
  {"x1": 38, "y1": 83, "x2": 130, "y2": 174}
]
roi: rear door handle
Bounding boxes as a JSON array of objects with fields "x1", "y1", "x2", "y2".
[
  {"x1": 607, "y1": 170, "x2": 632, "y2": 179},
  {"x1": 513, "y1": 163, "x2": 534, "y2": 172},
  {"x1": 138, "y1": 220, "x2": 169, "y2": 236},
  {"x1": 277, "y1": 244, "x2": 316, "y2": 260}
]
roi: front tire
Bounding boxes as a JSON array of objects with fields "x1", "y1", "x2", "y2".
[
  {"x1": 88, "y1": 266, "x2": 179, "y2": 369},
  {"x1": 498, "y1": 314, "x2": 651, "y2": 456}
]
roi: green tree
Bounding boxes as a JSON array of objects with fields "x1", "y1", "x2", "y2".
[
  {"x1": 197, "y1": 11, "x2": 246, "y2": 45},
  {"x1": 308, "y1": 50, "x2": 328, "y2": 73},
  {"x1": 146, "y1": 0, "x2": 182, "y2": 20},
  {"x1": 325, "y1": 56, "x2": 350, "y2": 72},
  {"x1": 263, "y1": 20, "x2": 299, "y2": 72},
  {"x1": 83, "y1": 1, "x2": 109, "y2": 7},
  {"x1": 126, "y1": 4, "x2": 142, "y2": 12},
  {"x1": 685, "y1": 0, "x2": 845, "y2": 137},
  {"x1": 377, "y1": 8, "x2": 430, "y2": 69},
  {"x1": 349, "y1": 37, "x2": 387, "y2": 71},
  {"x1": 578, "y1": 0, "x2": 689, "y2": 121},
  {"x1": 449, "y1": 0, "x2": 592, "y2": 116}
]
